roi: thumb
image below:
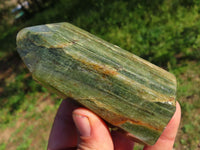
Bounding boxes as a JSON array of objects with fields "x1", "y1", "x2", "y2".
[{"x1": 72, "y1": 108, "x2": 114, "y2": 150}]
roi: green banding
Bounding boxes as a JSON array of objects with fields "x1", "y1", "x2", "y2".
[
  {"x1": 120, "y1": 121, "x2": 161, "y2": 145},
  {"x1": 30, "y1": 24, "x2": 176, "y2": 97},
  {"x1": 17, "y1": 22, "x2": 177, "y2": 145},
  {"x1": 23, "y1": 40, "x2": 174, "y2": 125},
  {"x1": 59, "y1": 23, "x2": 176, "y2": 85},
  {"x1": 50, "y1": 24, "x2": 176, "y2": 95}
]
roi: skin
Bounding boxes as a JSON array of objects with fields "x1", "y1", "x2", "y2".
[{"x1": 47, "y1": 98, "x2": 181, "y2": 150}]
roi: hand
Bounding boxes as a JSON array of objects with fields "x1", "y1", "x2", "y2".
[{"x1": 47, "y1": 98, "x2": 181, "y2": 150}]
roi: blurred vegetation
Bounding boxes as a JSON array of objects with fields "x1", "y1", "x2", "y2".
[{"x1": 0, "y1": 0, "x2": 200, "y2": 150}]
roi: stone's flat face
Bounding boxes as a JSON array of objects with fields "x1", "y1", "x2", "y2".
[{"x1": 17, "y1": 22, "x2": 176, "y2": 145}]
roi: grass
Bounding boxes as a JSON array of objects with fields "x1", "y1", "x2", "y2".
[
  {"x1": 173, "y1": 61, "x2": 200, "y2": 150},
  {"x1": 0, "y1": 0, "x2": 200, "y2": 149}
]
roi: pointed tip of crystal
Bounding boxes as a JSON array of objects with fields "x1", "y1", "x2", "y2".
[{"x1": 16, "y1": 26, "x2": 47, "y2": 73}]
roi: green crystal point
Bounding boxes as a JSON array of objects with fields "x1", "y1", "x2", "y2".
[{"x1": 17, "y1": 22, "x2": 176, "y2": 145}]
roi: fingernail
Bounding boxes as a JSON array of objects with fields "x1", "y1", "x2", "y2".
[{"x1": 73, "y1": 113, "x2": 91, "y2": 137}]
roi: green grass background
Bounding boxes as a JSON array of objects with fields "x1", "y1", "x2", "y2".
[{"x1": 0, "y1": 0, "x2": 199, "y2": 149}]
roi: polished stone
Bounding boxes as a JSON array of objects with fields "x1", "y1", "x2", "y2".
[{"x1": 17, "y1": 22, "x2": 176, "y2": 145}]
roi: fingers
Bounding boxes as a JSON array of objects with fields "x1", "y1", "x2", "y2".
[
  {"x1": 47, "y1": 99, "x2": 79, "y2": 150},
  {"x1": 72, "y1": 108, "x2": 114, "y2": 150},
  {"x1": 143, "y1": 101, "x2": 181, "y2": 150},
  {"x1": 48, "y1": 99, "x2": 180, "y2": 150},
  {"x1": 111, "y1": 130, "x2": 134, "y2": 150}
]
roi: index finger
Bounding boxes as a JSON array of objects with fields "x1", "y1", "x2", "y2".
[{"x1": 47, "y1": 98, "x2": 80, "y2": 149}]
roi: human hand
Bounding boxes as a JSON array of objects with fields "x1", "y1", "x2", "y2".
[{"x1": 47, "y1": 98, "x2": 181, "y2": 150}]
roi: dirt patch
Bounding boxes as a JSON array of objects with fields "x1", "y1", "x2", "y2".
[
  {"x1": 0, "y1": 93, "x2": 57, "y2": 149},
  {"x1": 0, "y1": 117, "x2": 24, "y2": 143}
]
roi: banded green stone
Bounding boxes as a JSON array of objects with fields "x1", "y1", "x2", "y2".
[{"x1": 16, "y1": 22, "x2": 176, "y2": 145}]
